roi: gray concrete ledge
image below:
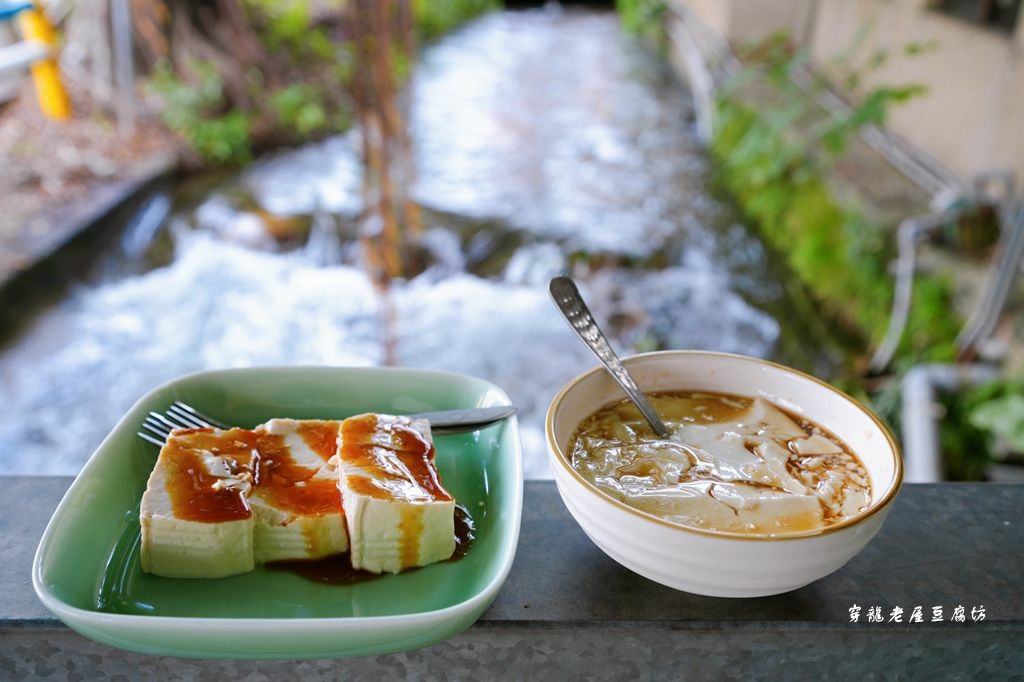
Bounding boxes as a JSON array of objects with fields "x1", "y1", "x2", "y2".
[
  {"x1": 2, "y1": 478, "x2": 1022, "y2": 678},
  {"x1": 0, "y1": 156, "x2": 176, "y2": 291}
]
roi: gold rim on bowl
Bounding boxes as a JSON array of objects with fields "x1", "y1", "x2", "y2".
[{"x1": 545, "y1": 350, "x2": 904, "y2": 542}]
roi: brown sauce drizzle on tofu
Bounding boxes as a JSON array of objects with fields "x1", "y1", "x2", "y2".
[
  {"x1": 162, "y1": 427, "x2": 257, "y2": 523},
  {"x1": 164, "y1": 427, "x2": 341, "y2": 522},
  {"x1": 157, "y1": 416, "x2": 470, "y2": 581},
  {"x1": 255, "y1": 431, "x2": 341, "y2": 518},
  {"x1": 296, "y1": 421, "x2": 340, "y2": 461},
  {"x1": 339, "y1": 414, "x2": 453, "y2": 503}
]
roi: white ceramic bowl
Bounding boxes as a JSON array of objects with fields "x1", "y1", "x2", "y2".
[{"x1": 546, "y1": 351, "x2": 902, "y2": 598}]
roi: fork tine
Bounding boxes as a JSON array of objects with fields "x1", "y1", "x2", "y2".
[
  {"x1": 138, "y1": 402, "x2": 230, "y2": 447},
  {"x1": 167, "y1": 404, "x2": 210, "y2": 429},
  {"x1": 172, "y1": 401, "x2": 229, "y2": 429},
  {"x1": 147, "y1": 411, "x2": 182, "y2": 431},
  {"x1": 143, "y1": 415, "x2": 171, "y2": 432},
  {"x1": 138, "y1": 431, "x2": 166, "y2": 447},
  {"x1": 142, "y1": 420, "x2": 171, "y2": 439},
  {"x1": 143, "y1": 414, "x2": 171, "y2": 430}
]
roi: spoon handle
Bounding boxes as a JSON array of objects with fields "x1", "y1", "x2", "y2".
[
  {"x1": 408, "y1": 405, "x2": 518, "y2": 435},
  {"x1": 549, "y1": 276, "x2": 670, "y2": 438}
]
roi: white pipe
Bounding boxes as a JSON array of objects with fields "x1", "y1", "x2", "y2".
[
  {"x1": 0, "y1": 40, "x2": 48, "y2": 74},
  {"x1": 111, "y1": 0, "x2": 134, "y2": 136},
  {"x1": 955, "y1": 201, "x2": 1024, "y2": 355},
  {"x1": 901, "y1": 363, "x2": 999, "y2": 482},
  {"x1": 666, "y1": 19, "x2": 715, "y2": 143},
  {"x1": 869, "y1": 208, "x2": 961, "y2": 373},
  {"x1": 663, "y1": 3, "x2": 738, "y2": 144}
]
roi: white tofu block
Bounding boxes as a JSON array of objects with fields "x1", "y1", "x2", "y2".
[
  {"x1": 337, "y1": 413, "x2": 456, "y2": 573},
  {"x1": 250, "y1": 419, "x2": 348, "y2": 562},
  {"x1": 140, "y1": 428, "x2": 257, "y2": 579}
]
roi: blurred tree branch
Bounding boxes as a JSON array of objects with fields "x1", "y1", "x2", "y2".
[{"x1": 348, "y1": 0, "x2": 422, "y2": 286}]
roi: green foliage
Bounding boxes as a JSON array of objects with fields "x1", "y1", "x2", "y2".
[
  {"x1": 246, "y1": 0, "x2": 341, "y2": 61},
  {"x1": 414, "y1": 0, "x2": 502, "y2": 40},
  {"x1": 712, "y1": 34, "x2": 970, "y2": 475},
  {"x1": 711, "y1": 36, "x2": 957, "y2": 364},
  {"x1": 148, "y1": 60, "x2": 254, "y2": 165},
  {"x1": 902, "y1": 273, "x2": 960, "y2": 362},
  {"x1": 269, "y1": 84, "x2": 329, "y2": 137},
  {"x1": 148, "y1": 61, "x2": 339, "y2": 165},
  {"x1": 903, "y1": 40, "x2": 940, "y2": 57},
  {"x1": 937, "y1": 377, "x2": 1024, "y2": 480},
  {"x1": 938, "y1": 394, "x2": 991, "y2": 481},
  {"x1": 966, "y1": 378, "x2": 1024, "y2": 446},
  {"x1": 617, "y1": 0, "x2": 667, "y2": 42},
  {"x1": 247, "y1": 0, "x2": 312, "y2": 50},
  {"x1": 181, "y1": 111, "x2": 253, "y2": 166},
  {"x1": 146, "y1": 1, "x2": 354, "y2": 165},
  {"x1": 820, "y1": 85, "x2": 927, "y2": 155},
  {"x1": 970, "y1": 394, "x2": 1024, "y2": 452},
  {"x1": 147, "y1": 0, "x2": 501, "y2": 165}
]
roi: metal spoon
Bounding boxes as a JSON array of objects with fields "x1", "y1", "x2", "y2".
[
  {"x1": 549, "y1": 276, "x2": 670, "y2": 438},
  {"x1": 407, "y1": 405, "x2": 518, "y2": 435}
]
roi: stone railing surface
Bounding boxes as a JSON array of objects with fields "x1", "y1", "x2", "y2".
[{"x1": 2, "y1": 477, "x2": 1022, "y2": 678}]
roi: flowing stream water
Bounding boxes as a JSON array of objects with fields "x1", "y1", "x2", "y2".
[{"x1": 0, "y1": 8, "x2": 840, "y2": 477}]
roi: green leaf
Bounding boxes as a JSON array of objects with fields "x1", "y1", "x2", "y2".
[
  {"x1": 904, "y1": 40, "x2": 939, "y2": 57},
  {"x1": 969, "y1": 394, "x2": 1024, "y2": 452},
  {"x1": 866, "y1": 48, "x2": 889, "y2": 71}
]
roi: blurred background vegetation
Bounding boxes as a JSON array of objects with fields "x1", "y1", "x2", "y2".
[
  {"x1": 136, "y1": 0, "x2": 497, "y2": 167},
  {"x1": 617, "y1": 2, "x2": 1023, "y2": 481},
  {"x1": 2, "y1": 0, "x2": 1021, "y2": 481}
]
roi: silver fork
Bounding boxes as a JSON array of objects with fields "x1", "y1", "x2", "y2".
[
  {"x1": 138, "y1": 401, "x2": 518, "y2": 446},
  {"x1": 138, "y1": 401, "x2": 227, "y2": 446}
]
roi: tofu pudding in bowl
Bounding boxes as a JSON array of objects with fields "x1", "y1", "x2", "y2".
[
  {"x1": 545, "y1": 351, "x2": 902, "y2": 597},
  {"x1": 570, "y1": 393, "x2": 872, "y2": 536}
]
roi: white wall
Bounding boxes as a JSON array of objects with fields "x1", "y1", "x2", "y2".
[
  {"x1": 809, "y1": 0, "x2": 1024, "y2": 182},
  {"x1": 670, "y1": 0, "x2": 1024, "y2": 183}
]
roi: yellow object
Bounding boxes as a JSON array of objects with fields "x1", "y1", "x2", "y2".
[{"x1": 17, "y1": 2, "x2": 71, "y2": 120}]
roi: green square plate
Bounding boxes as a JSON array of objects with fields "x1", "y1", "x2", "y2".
[{"x1": 33, "y1": 366, "x2": 523, "y2": 659}]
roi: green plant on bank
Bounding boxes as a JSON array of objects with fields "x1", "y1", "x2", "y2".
[
  {"x1": 711, "y1": 35, "x2": 959, "y2": 366},
  {"x1": 268, "y1": 84, "x2": 329, "y2": 138},
  {"x1": 938, "y1": 377, "x2": 1024, "y2": 480},
  {"x1": 148, "y1": 0, "x2": 499, "y2": 165},
  {"x1": 414, "y1": 0, "x2": 502, "y2": 40},
  {"x1": 709, "y1": 34, "x2": 1003, "y2": 477},
  {"x1": 148, "y1": 59, "x2": 342, "y2": 166},
  {"x1": 617, "y1": 0, "x2": 667, "y2": 43},
  {"x1": 247, "y1": 0, "x2": 338, "y2": 61},
  {"x1": 148, "y1": 60, "x2": 254, "y2": 165}
]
